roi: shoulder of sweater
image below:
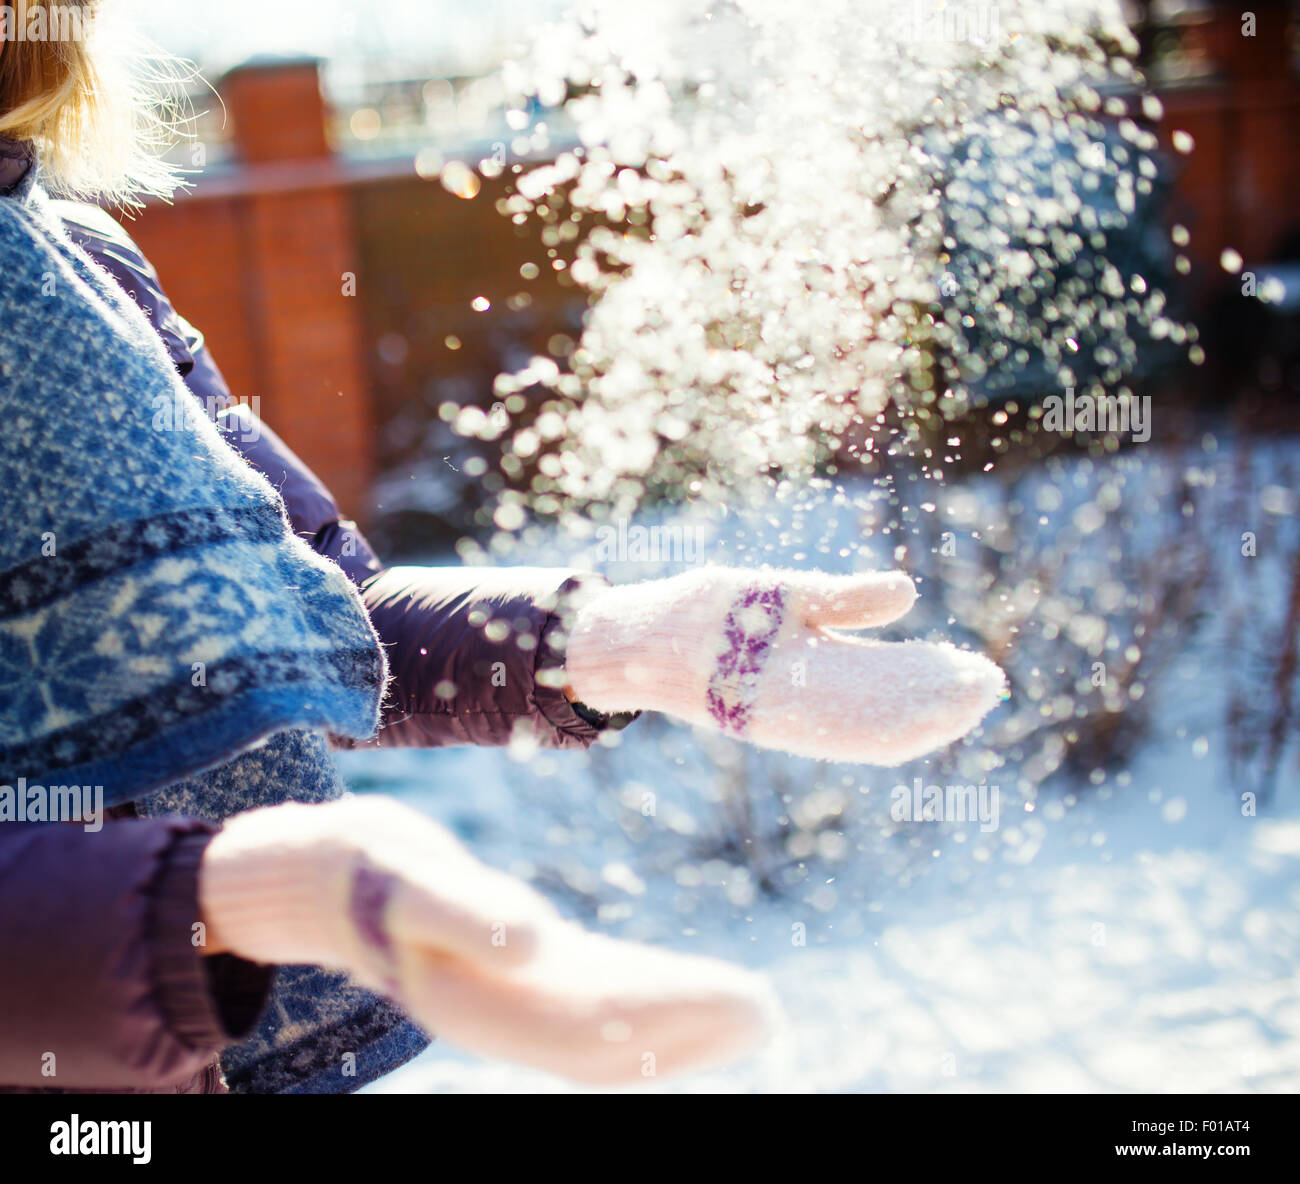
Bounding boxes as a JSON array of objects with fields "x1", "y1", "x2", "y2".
[
  {"x1": 0, "y1": 191, "x2": 142, "y2": 312},
  {"x1": 0, "y1": 193, "x2": 76, "y2": 289},
  {"x1": 0, "y1": 194, "x2": 161, "y2": 380}
]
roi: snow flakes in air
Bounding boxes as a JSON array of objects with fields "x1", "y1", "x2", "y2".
[{"x1": 453, "y1": 0, "x2": 1182, "y2": 542}]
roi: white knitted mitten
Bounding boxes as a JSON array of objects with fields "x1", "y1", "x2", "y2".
[
  {"x1": 565, "y1": 567, "x2": 1005, "y2": 764},
  {"x1": 200, "y1": 796, "x2": 778, "y2": 1084}
]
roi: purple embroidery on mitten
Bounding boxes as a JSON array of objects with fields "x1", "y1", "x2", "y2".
[
  {"x1": 706, "y1": 583, "x2": 787, "y2": 734},
  {"x1": 350, "y1": 863, "x2": 401, "y2": 997}
]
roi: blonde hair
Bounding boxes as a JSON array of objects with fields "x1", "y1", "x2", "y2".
[{"x1": 0, "y1": 0, "x2": 189, "y2": 204}]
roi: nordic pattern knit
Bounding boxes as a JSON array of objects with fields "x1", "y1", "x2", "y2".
[{"x1": 0, "y1": 164, "x2": 429, "y2": 1091}]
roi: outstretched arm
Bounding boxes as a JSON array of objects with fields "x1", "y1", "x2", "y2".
[
  {"x1": 0, "y1": 819, "x2": 270, "y2": 1090},
  {"x1": 57, "y1": 201, "x2": 627, "y2": 753},
  {"x1": 58, "y1": 203, "x2": 1003, "y2": 768}
]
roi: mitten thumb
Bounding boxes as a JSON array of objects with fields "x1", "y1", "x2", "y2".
[{"x1": 788, "y1": 570, "x2": 917, "y2": 630}]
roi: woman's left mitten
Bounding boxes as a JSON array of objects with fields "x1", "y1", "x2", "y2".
[{"x1": 566, "y1": 567, "x2": 1006, "y2": 764}]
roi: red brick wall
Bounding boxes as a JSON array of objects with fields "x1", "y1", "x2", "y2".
[
  {"x1": 1155, "y1": 5, "x2": 1300, "y2": 297},
  {"x1": 222, "y1": 61, "x2": 332, "y2": 165},
  {"x1": 1158, "y1": 80, "x2": 1300, "y2": 276},
  {"x1": 350, "y1": 169, "x2": 583, "y2": 441},
  {"x1": 127, "y1": 62, "x2": 375, "y2": 522}
]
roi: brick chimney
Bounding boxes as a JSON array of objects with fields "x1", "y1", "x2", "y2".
[
  {"x1": 217, "y1": 56, "x2": 375, "y2": 525},
  {"x1": 223, "y1": 56, "x2": 334, "y2": 164}
]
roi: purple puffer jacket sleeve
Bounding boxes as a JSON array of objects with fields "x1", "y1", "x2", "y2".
[
  {"x1": 57, "y1": 201, "x2": 630, "y2": 751},
  {"x1": 355, "y1": 565, "x2": 605, "y2": 748},
  {"x1": 0, "y1": 819, "x2": 269, "y2": 1089}
]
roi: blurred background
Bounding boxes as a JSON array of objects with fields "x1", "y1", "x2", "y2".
[
  {"x1": 107, "y1": 0, "x2": 1300, "y2": 1092},
  {"x1": 117, "y1": 0, "x2": 1300, "y2": 547}
]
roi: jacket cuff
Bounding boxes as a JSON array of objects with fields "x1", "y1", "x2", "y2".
[
  {"x1": 146, "y1": 828, "x2": 274, "y2": 1049},
  {"x1": 536, "y1": 574, "x2": 642, "y2": 741}
]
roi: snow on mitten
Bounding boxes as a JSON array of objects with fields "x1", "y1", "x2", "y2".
[
  {"x1": 565, "y1": 567, "x2": 1006, "y2": 764},
  {"x1": 200, "y1": 796, "x2": 778, "y2": 1084}
]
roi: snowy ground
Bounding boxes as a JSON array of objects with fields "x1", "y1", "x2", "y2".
[
  {"x1": 348, "y1": 442, "x2": 1300, "y2": 1093},
  {"x1": 347, "y1": 735, "x2": 1299, "y2": 1094}
]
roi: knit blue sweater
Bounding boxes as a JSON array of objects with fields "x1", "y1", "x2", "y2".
[{"x1": 0, "y1": 163, "x2": 429, "y2": 1091}]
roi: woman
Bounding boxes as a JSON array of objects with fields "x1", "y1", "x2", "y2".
[{"x1": 0, "y1": 1, "x2": 1005, "y2": 1092}]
